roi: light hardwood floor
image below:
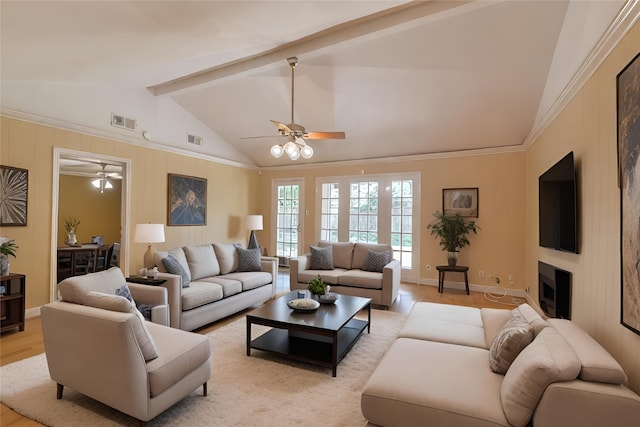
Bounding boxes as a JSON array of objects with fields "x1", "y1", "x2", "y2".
[{"x1": 0, "y1": 271, "x2": 519, "y2": 426}]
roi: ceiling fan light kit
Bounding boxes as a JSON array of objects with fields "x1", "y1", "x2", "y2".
[{"x1": 262, "y1": 57, "x2": 345, "y2": 161}]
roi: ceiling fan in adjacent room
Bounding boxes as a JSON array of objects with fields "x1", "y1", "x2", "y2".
[
  {"x1": 247, "y1": 57, "x2": 346, "y2": 160},
  {"x1": 91, "y1": 164, "x2": 120, "y2": 193}
]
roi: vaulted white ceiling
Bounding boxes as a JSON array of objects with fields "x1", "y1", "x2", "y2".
[{"x1": 0, "y1": 1, "x2": 633, "y2": 168}]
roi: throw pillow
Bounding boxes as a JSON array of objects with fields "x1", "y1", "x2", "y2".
[
  {"x1": 115, "y1": 284, "x2": 136, "y2": 308},
  {"x1": 361, "y1": 249, "x2": 391, "y2": 273},
  {"x1": 162, "y1": 254, "x2": 191, "y2": 287},
  {"x1": 235, "y1": 246, "x2": 262, "y2": 272},
  {"x1": 310, "y1": 245, "x2": 334, "y2": 270},
  {"x1": 85, "y1": 291, "x2": 158, "y2": 361},
  {"x1": 489, "y1": 309, "x2": 534, "y2": 374}
]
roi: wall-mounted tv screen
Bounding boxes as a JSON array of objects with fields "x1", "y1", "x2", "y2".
[{"x1": 539, "y1": 152, "x2": 578, "y2": 253}]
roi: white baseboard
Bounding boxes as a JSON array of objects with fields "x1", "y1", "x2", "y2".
[
  {"x1": 417, "y1": 278, "x2": 536, "y2": 306},
  {"x1": 26, "y1": 306, "x2": 41, "y2": 319}
]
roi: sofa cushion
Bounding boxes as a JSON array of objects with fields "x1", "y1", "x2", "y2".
[
  {"x1": 222, "y1": 271, "x2": 273, "y2": 291},
  {"x1": 298, "y1": 269, "x2": 345, "y2": 285},
  {"x1": 161, "y1": 254, "x2": 191, "y2": 287},
  {"x1": 362, "y1": 338, "x2": 508, "y2": 427},
  {"x1": 145, "y1": 321, "x2": 210, "y2": 397},
  {"x1": 198, "y1": 276, "x2": 242, "y2": 298},
  {"x1": 489, "y1": 309, "x2": 534, "y2": 374},
  {"x1": 398, "y1": 302, "x2": 487, "y2": 348},
  {"x1": 310, "y1": 245, "x2": 334, "y2": 270},
  {"x1": 481, "y1": 308, "x2": 512, "y2": 348},
  {"x1": 547, "y1": 318, "x2": 628, "y2": 384},
  {"x1": 337, "y1": 270, "x2": 384, "y2": 289},
  {"x1": 58, "y1": 267, "x2": 128, "y2": 304},
  {"x1": 213, "y1": 243, "x2": 239, "y2": 274},
  {"x1": 84, "y1": 291, "x2": 159, "y2": 362},
  {"x1": 501, "y1": 327, "x2": 581, "y2": 427},
  {"x1": 236, "y1": 246, "x2": 262, "y2": 272},
  {"x1": 352, "y1": 243, "x2": 392, "y2": 270},
  {"x1": 181, "y1": 281, "x2": 223, "y2": 310},
  {"x1": 361, "y1": 249, "x2": 390, "y2": 273},
  {"x1": 318, "y1": 241, "x2": 354, "y2": 269},
  {"x1": 183, "y1": 244, "x2": 220, "y2": 280},
  {"x1": 514, "y1": 303, "x2": 548, "y2": 336}
]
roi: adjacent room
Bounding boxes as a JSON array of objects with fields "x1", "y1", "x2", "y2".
[{"x1": 1, "y1": 1, "x2": 639, "y2": 425}]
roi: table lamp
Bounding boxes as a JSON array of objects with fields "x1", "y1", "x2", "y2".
[
  {"x1": 134, "y1": 223, "x2": 165, "y2": 268},
  {"x1": 245, "y1": 215, "x2": 263, "y2": 249}
]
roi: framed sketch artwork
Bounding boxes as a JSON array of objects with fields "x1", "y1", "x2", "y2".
[
  {"x1": 618, "y1": 52, "x2": 640, "y2": 336},
  {"x1": 442, "y1": 188, "x2": 478, "y2": 218},
  {"x1": 0, "y1": 165, "x2": 28, "y2": 226},
  {"x1": 167, "y1": 174, "x2": 207, "y2": 226}
]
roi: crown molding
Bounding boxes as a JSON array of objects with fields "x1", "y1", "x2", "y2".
[{"x1": 524, "y1": 0, "x2": 640, "y2": 149}]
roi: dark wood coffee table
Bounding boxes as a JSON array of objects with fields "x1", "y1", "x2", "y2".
[{"x1": 246, "y1": 292, "x2": 371, "y2": 377}]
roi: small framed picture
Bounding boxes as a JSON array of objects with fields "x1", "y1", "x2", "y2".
[{"x1": 443, "y1": 188, "x2": 479, "y2": 217}]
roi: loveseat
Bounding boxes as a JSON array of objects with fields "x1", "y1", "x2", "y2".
[
  {"x1": 152, "y1": 243, "x2": 278, "y2": 331},
  {"x1": 289, "y1": 241, "x2": 401, "y2": 307},
  {"x1": 361, "y1": 302, "x2": 640, "y2": 426},
  {"x1": 42, "y1": 267, "x2": 211, "y2": 425}
]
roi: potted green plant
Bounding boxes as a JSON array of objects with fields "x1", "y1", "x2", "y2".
[
  {"x1": 0, "y1": 237, "x2": 18, "y2": 276},
  {"x1": 427, "y1": 211, "x2": 479, "y2": 266},
  {"x1": 308, "y1": 275, "x2": 329, "y2": 296}
]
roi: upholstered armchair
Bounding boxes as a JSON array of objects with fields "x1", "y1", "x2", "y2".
[{"x1": 41, "y1": 267, "x2": 211, "y2": 425}]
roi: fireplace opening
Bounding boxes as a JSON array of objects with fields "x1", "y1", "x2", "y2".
[{"x1": 538, "y1": 261, "x2": 571, "y2": 319}]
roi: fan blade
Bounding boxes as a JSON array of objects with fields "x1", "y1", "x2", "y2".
[
  {"x1": 304, "y1": 131, "x2": 346, "y2": 140},
  {"x1": 240, "y1": 135, "x2": 287, "y2": 140},
  {"x1": 270, "y1": 120, "x2": 293, "y2": 136}
]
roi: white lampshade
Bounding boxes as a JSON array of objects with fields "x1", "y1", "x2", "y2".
[
  {"x1": 134, "y1": 223, "x2": 165, "y2": 243},
  {"x1": 300, "y1": 144, "x2": 313, "y2": 159},
  {"x1": 287, "y1": 147, "x2": 301, "y2": 160},
  {"x1": 245, "y1": 215, "x2": 263, "y2": 231}
]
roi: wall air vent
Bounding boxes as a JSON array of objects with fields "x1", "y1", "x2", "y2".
[
  {"x1": 187, "y1": 133, "x2": 203, "y2": 146},
  {"x1": 111, "y1": 113, "x2": 136, "y2": 131}
]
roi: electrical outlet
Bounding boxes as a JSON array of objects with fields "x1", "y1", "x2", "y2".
[
  {"x1": 426, "y1": 264, "x2": 431, "y2": 271},
  {"x1": 525, "y1": 286, "x2": 530, "y2": 293},
  {"x1": 508, "y1": 275, "x2": 515, "y2": 284},
  {"x1": 478, "y1": 270, "x2": 485, "y2": 279}
]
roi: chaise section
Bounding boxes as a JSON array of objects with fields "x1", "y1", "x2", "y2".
[{"x1": 361, "y1": 338, "x2": 509, "y2": 427}]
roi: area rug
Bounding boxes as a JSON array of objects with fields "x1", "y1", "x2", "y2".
[{"x1": 1, "y1": 309, "x2": 405, "y2": 426}]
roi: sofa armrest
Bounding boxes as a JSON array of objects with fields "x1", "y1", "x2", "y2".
[
  {"x1": 289, "y1": 254, "x2": 311, "y2": 290},
  {"x1": 155, "y1": 272, "x2": 183, "y2": 329},
  {"x1": 381, "y1": 259, "x2": 401, "y2": 307},
  {"x1": 127, "y1": 282, "x2": 170, "y2": 327},
  {"x1": 261, "y1": 256, "x2": 278, "y2": 298},
  {"x1": 533, "y1": 380, "x2": 640, "y2": 427}
]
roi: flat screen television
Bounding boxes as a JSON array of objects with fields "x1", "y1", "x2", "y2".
[{"x1": 539, "y1": 152, "x2": 578, "y2": 253}]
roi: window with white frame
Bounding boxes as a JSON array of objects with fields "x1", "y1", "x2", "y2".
[{"x1": 316, "y1": 173, "x2": 420, "y2": 279}]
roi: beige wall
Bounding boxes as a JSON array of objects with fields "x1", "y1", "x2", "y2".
[
  {"x1": 0, "y1": 116, "x2": 260, "y2": 309},
  {"x1": 259, "y1": 150, "x2": 527, "y2": 290},
  {"x1": 58, "y1": 175, "x2": 121, "y2": 246},
  {"x1": 525, "y1": 22, "x2": 640, "y2": 392}
]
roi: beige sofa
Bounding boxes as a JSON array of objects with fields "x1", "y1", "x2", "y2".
[
  {"x1": 362, "y1": 302, "x2": 640, "y2": 427},
  {"x1": 289, "y1": 241, "x2": 401, "y2": 307},
  {"x1": 41, "y1": 267, "x2": 211, "y2": 425},
  {"x1": 153, "y1": 243, "x2": 278, "y2": 331}
]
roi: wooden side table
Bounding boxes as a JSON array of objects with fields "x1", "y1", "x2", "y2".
[
  {"x1": 0, "y1": 273, "x2": 26, "y2": 332},
  {"x1": 436, "y1": 265, "x2": 469, "y2": 295}
]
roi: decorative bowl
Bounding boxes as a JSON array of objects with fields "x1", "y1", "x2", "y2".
[
  {"x1": 288, "y1": 298, "x2": 320, "y2": 312},
  {"x1": 317, "y1": 292, "x2": 339, "y2": 304}
]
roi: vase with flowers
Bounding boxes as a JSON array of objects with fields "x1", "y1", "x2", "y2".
[
  {"x1": 64, "y1": 217, "x2": 80, "y2": 246},
  {"x1": 0, "y1": 237, "x2": 18, "y2": 276}
]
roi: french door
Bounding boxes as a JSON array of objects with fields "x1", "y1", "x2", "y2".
[{"x1": 272, "y1": 179, "x2": 304, "y2": 265}]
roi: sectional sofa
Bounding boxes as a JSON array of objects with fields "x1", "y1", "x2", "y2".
[
  {"x1": 152, "y1": 243, "x2": 278, "y2": 331},
  {"x1": 361, "y1": 302, "x2": 640, "y2": 426},
  {"x1": 289, "y1": 240, "x2": 401, "y2": 307}
]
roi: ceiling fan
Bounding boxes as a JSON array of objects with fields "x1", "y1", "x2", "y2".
[
  {"x1": 249, "y1": 56, "x2": 346, "y2": 160},
  {"x1": 91, "y1": 164, "x2": 120, "y2": 193}
]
